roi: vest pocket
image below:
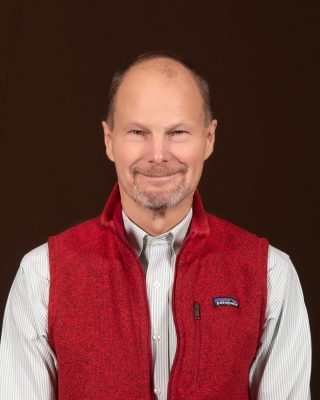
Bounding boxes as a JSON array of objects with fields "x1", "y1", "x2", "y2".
[{"x1": 191, "y1": 302, "x2": 201, "y2": 388}]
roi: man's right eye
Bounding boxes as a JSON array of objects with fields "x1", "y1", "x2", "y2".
[{"x1": 129, "y1": 130, "x2": 144, "y2": 135}]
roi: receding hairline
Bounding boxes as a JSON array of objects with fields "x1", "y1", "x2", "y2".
[
  {"x1": 124, "y1": 56, "x2": 190, "y2": 79},
  {"x1": 116, "y1": 57, "x2": 204, "y2": 104},
  {"x1": 106, "y1": 53, "x2": 213, "y2": 130}
]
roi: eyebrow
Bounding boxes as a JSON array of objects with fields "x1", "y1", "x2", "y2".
[
  {"x1": 123, "y1": 122, "x2": 150, "y2": 131},
  {"x1": 123, "y1": 121, "x2": 195, "y2": 131}
]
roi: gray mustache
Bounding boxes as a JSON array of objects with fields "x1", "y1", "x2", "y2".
[{"x1": 132, "y1": 164, "x2": 188, "y2": 177}]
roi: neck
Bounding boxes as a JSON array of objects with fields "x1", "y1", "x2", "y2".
[{"x1": 120, "y1": 188, "x2": 194, "y2": 237}]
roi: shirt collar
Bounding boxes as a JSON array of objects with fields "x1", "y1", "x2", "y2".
[{"x1": 122, "y1": 208, "x2": 193, "y2": 257}]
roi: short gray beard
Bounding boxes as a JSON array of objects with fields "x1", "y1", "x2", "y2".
[
  {"x1": 132, "y1": 179, "x2": 188, "y2": 210},
  {"x1": 130, "y1": 163, "x2": 188, "y2": 210}
]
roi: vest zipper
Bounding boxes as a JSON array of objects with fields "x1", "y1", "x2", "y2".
[
  {"x1": 192, "y1": 302, "x2": 201, "y2": 388},
  {"x1": 167, "y1": 236, "x2": 192, "y2": 399},
  {"x1": 112, "y1": 226, "x2": 154, "y2": 397}
]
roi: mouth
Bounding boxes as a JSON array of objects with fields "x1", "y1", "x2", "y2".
[
  {"x1": 138, "y1": 172, "x2": 180, "y2": 184},
  {"x1": 131, "y1": 164, "x2": 188, "y2": 188}
]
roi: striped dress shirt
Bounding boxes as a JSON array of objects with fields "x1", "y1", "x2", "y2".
[
  {"x1": 122, "y1": 209, "x2": 193, "y2": 399},
  {"x1": 0, "y1": 208, "x2": 311, "y2": 399}
]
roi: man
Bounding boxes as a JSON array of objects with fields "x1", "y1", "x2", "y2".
[{"x1": 0, "y1": 52, "x2": 311, "y2": 399}]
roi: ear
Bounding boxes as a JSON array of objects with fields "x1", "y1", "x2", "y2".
[
  {"x1": 204, "y1": 119, "x2": 217, "y2": 160},
  {"x1": 102, "y1": 121, "x2": 115, "y2": 162}
]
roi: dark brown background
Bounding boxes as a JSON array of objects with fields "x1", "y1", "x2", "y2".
[{"x1": 0, "y1": 0, "x2": 318, "y2": 396}]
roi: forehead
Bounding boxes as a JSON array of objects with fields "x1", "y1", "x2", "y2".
[{"x1": 113, "y1": 59, "x2": 204, "y2": 126}]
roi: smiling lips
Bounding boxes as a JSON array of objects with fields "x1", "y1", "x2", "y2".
[
  {"x1": 132, "y1": 164, "x2": 188, "y2": 186},
  {"x1": 141, "y1": 172, "x2": 177, "y2": 178},
  {"x1": 136, "y1": 171, "x2": 184, "y2": 188},
  {"x1": 140, "y1": 172, "x2": 179, "y2": 182},
  {"x1": 132, "y1": 164, "x2": 188, "y2": 177}
]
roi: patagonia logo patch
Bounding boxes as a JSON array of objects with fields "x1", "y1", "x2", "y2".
[{"x1": 213, "y1": 297, "x2": 239, "y2": 308}]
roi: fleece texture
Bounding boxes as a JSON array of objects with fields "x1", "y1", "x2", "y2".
[{"x1": 48, "y1": 184, "x2": 268, "y2": 399}]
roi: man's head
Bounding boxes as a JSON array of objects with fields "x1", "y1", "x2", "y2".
[
  {"x1": 106, "y1": 52, "x2": 213, "y2": 131},
  {"x1": 102, "y1": 52, "x2": 217, "y2": 212}
]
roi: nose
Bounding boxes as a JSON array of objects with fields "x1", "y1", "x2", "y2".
[{"x1": 146, "y1": 135, "x2": 170, "y2": 163}]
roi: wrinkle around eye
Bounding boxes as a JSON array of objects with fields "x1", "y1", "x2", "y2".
[
  {"x1": 168, "y1": 130, "x2": 191, "y2": 140},
  {"x1": 171, "y1": 130, "x2": 188, "y2": 135},
  {"x1": 128, "y1": 130, "x2": 144, "y2": 136}
]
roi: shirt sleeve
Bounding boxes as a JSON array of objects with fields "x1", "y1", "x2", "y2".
[
  {"x1": 249, "y1": 245, "x2": 311, "y2": 399},
  {"x1": 0, "y1": 243, "x2": 57, "y2": 400}
]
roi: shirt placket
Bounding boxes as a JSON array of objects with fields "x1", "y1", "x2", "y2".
[{"x1": 145, "y1": 237, "x2": 172, "y2": 400}]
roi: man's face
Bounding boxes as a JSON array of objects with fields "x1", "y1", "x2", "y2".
[{"x1": 103, "y1": 60, "x2": 216, "y2": 211}]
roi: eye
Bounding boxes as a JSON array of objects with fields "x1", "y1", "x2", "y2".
[
  {"x1": 129, "y1": 130, "x2": 144, "y2": 136},
  {"x1": 170, "y1": 130, "x2": 187, "y2": 136}
]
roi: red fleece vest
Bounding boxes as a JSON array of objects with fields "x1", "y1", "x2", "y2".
[{"x1": 48, "y1": 184, "x2": 268, "y2": 400}]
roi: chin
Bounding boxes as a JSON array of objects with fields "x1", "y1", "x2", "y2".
[{"x1": 132, "y1": 184, "x2": 190, "y2": 211}]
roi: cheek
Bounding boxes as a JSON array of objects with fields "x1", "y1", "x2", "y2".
[
  {"x1": 112, "y1": 142, "x2": 141, "y2": 168},
  {"x1": 174, "y1": 142, "x2": 206, "y2": 168}
]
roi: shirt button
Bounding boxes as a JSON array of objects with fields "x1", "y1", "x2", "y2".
[
  {"x1": 152, "y1": 333, "x2": 161, "y2": 341},
  {"x1": 153, "y1": 280, "x2": 161, "y2": 288},
  {"x1": 154, "y1": 386, "x2": 162, "y2": 395}
]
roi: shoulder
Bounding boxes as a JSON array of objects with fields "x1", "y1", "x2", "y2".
[
  {"x1": 268, "y1": 244, "x2": 291, "y2": 272},
  {"x1": 267, "y1": 244, "x2": 298, "y2": 286},
  {"x1": 8, "y1": 243, "x2": 50, "y2": 308},
  {"x1": 20, "y1": 243, "x2": 49, "y2": 281},
  {"x1": 49, "y1": 217, "x2": 101, "y2": 242},
  {"x1": 206, "y1": 213, "x2": 268, "y2": 254},
  {"x1": 266, "y1": 244, "x2": 304, "y2": 317},
  {"x1": 207, "y1": 213, "x2": 261, "y2": 240}
]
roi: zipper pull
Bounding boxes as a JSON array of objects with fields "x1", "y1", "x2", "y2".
[{"x1": 194, "y1": 302, "x2": 201, "y2": 320}]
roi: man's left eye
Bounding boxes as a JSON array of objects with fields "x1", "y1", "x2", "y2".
[
  {"x1": 171, "y1": 130, "x2": 187, "y2": 135},
  {"x1": 129, "y1": 130, "x2": 144, "y2": 135}
]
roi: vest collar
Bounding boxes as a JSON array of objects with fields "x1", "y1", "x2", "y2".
[
  {"x1": 122, "y1": 207, "x2": 193, "y2": 257},
  {"x1": 100, "y1": 183, "x2": 210, "y2": 239}
]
